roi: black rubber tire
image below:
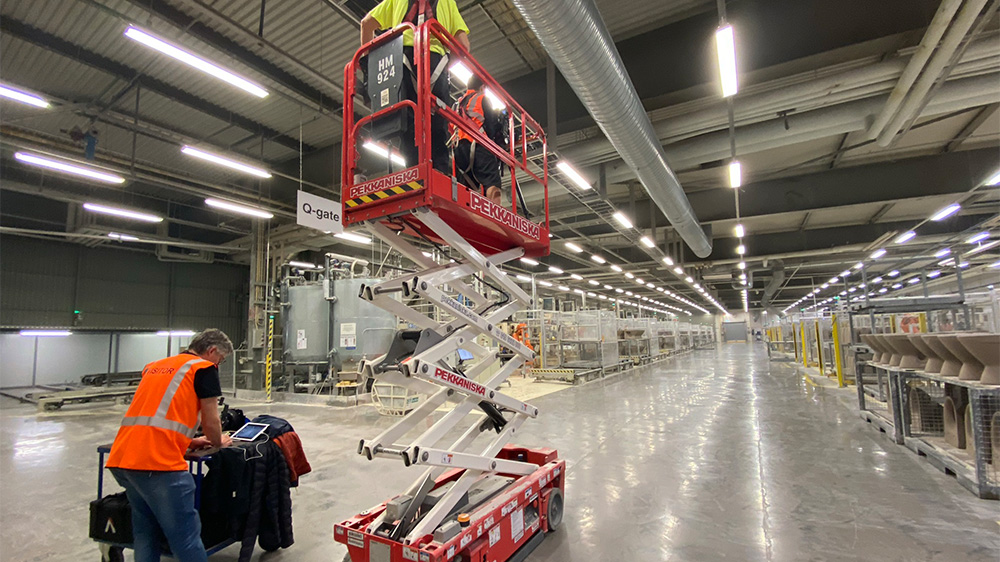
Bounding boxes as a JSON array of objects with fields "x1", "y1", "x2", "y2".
[
  {"x1": 546, "y1": 487, "x2": 563, "y2": 532},
  {"x1": 106, "y1": 546, "x2": 125, "y2": 562}
]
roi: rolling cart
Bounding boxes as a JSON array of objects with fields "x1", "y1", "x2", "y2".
[{"x1": 92, "y1": 444, "x2": 237, "y2": 562}]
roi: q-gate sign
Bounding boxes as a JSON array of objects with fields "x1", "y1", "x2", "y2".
[{"x1": 297, "y1": 190, "x2": 343, "y2": 234}]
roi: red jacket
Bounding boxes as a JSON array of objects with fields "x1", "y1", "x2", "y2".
[{"x1": 273, "y1": 432, "x2": 311, "y2": 486}]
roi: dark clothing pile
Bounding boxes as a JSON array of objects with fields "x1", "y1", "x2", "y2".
[{"x1": 199, "y1": 415, "x2": 309, "y2": 562}]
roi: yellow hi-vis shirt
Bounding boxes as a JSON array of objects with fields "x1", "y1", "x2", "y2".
[{"x1": 369, "y1": 0, "x2": 470, "y2": 55}]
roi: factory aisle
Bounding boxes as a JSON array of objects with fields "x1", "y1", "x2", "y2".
[
  {"x1": 2, "y1": 343, "x2": 998, "y2": 561},
  {"x1": 527, "y1": 343, "x2": 999, "y2": 562}
]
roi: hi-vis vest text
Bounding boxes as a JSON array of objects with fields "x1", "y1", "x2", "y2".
[
  {"x1": 457, "y1": 89, "x2": 487, "y2": 143},
  {"x1": 106, "y1": 354, "x2": 211, "y2": 471}
]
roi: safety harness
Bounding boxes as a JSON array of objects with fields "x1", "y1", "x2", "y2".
[{"x1": 400, "y1": 0, "x2": 450, "y2": 94}]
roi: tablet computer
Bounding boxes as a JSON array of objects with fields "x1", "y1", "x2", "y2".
[{"x1": 231, "y1": 422, "x2": 269, "y2": 442}]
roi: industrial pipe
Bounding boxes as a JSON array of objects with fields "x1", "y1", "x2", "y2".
[
  {"x1": 866, "y1": 0, "x2": 964, "y2": 140},
  {"x1": 877, "y1": 0, "x2": 993, "y2": 146},
  {"x1": 509, "y1": 0, "x2": 712, "y2": 257}
]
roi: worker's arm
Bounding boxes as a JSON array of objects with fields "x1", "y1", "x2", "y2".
[
  {"x1": 454, "y1": 30, "x2": 470, "y2": 52},
  {"x1": 197, "y1": 397, "x2": 232, "y2": 449},
  {"x1": 360, "y1": 13, "x2": 381, "y2": 45}
]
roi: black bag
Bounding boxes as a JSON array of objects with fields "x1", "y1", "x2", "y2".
[{"x1": 89, "y1": 492, "x2": 134, "y2": 544}]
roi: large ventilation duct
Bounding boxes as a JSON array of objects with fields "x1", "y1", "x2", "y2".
[
  {"x1": 509, "y1": 0, "x2": 712, "y2": 258},
  {"x1": 760, "y1": 260, "x2": 786, "y2": 307}
]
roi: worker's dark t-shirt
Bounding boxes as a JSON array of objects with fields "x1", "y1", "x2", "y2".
[{"x1": 181, "y1": 351, "x2": 222, "y2": 399}]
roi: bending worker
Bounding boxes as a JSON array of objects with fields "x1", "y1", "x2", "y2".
[
  {"x1": 453, "y1": 74, "x2": 504, "y2": 205},
  {"x1": 105, "y1": 329, "x2": 234, "y2": 562},
  {"x1": 360, "y1": 0, "x2": 470, "y2": 174}
]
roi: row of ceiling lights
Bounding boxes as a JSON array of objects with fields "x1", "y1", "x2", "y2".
[{"x1": 781, "y1": 183, "x2": 1000, "y2": 314}]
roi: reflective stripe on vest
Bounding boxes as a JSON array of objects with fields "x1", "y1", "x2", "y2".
[{"x1": 120, "y1": 358, "x2": 200, "y2": 438}]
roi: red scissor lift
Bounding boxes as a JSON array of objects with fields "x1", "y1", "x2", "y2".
[{"x1": 334, "y1": 11, "x2": 564, "y2": 562}]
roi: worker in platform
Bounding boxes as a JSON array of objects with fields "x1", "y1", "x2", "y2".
[
  {"x1": 105, "y1": 329, "x2": 234, "y2": 562},
  {"x1": 360, "y1": 0, "x2": 471, "y2": 174},
  {"x1": 453, "y1": 74, "x2": 504, "y2": 205}
]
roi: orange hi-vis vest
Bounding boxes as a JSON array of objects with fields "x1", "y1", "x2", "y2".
[
  {"x1": 106, "y1": 353, "x2": 212, "y2": 471},
  {"x1": 457, "y1": 89, "x2": 487, "y2": 143}
]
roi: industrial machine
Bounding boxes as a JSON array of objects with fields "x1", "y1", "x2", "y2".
[{"x1": 334, "y1": 10, "x2": 564, "y2": 562}]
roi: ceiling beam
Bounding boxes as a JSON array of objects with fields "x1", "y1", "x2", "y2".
[
  {"x1": 943, "y1": 102, "x2": 999, "y2": 153},
  {"x1": 0, "y1": 17, "x2": 315, "y2": 153}
]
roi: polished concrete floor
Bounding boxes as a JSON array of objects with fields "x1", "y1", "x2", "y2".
[{"x1": 2, "y1": 343, "x2": 998, "y2": 561}]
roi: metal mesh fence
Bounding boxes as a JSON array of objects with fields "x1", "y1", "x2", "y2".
[
  {"x1": 861, "y1": 367, "x2": 894, "y2": 422},
  {"x1": 971, "y1": 390, "x2": 1000, "y2": 488}
]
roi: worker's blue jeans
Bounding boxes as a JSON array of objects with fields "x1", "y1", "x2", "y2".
[{"x1": 110, "y1": 468, "x2": 207, "y2": 562}]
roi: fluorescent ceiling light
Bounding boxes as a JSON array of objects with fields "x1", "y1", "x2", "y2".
[
  {"x1": 624, "y1": 272, "x2": 634, "y2": 279},
  {"x1": 685, "y1": 276, "x2": 694, "y2": 283},
  {"x1": 449, "y1": 62, "x2": 473, "y2": 84},
  {"x1": 548, "y1": 266, "x2": 564, "y2": 274},
  {"x1": 728, "y1": 160, "x2": 742, "y2": 188},
  {"x1": 647, "y1": 282, "x2": 656, "y2": 288},
  {"x1": 871, "y1": 277, "x2": 882, "y2": 284},
  {"x1": 869, "y1": 248, "x2": 886, "y2": 259},
  {"x1": 107, "y1": 232, "x2": 140, "y2": 241},
  {"x1": 959, "y1": 261, "x2": 969, "y2": 268},
  {"x1": 604, "y1": 284, "x2": 613, "y2": 290},
  {"x1": 20, "y1": 330, "x2": 71, "y2": 336},
  {"x1": 662, "y1": 256, "x2": 674, "y2": 266},
  {"x1": 966, "y1": 232, "x2": 990, "y2": 244},
  {"x1": 990, "y1": 260, "x2": 1000, "y2": 269},
  {"x1": 615, "y1": 288, "x2": 624, "y2": 293},
  {"x1": 156, "y1": 330, "x2": 195, "y2": 336},
  {"x1": 0, "y1": 84, "x2": 50, "y2": 108},
  {"x1": 16, "y1": 152, "x2": 125, "y2": 184},
  {"x1": 734, "y1": 224, "x2": 744, "y2": 238},
  {"x1": 908, "y1": 277, "x2": 920, "y2": 284},
  {"x1": 821, "y1": 283, "x2": 829, "y2": 289},
  {"x1": 588, "y1": 279, "x2": 600, "y2": 286},
  {"x1": 894, "y1": 231, "x2": 916, "y2": 244},
  {"x1": 939, "y1": 258, "x2": 955, "y2": 266},
  {"x1": 539, "y1": 280, "x2": 553, "y2": 287},
  {"x1": 965, "y1": 240, "x2": 1000, "y2": 256},
  {"x1": 558, "y1": 285, "x2": 570, "y2": 291},
  {"x1": 930, "y1": 203, "x2": 960, "y2": 221},
  {"x1": 570, "y1": 274, "x2": 584, "y2": 281},
  {"x1": 987, "y1": 170, "x2": 1000, "y2": 186},
  {"x1": 124, "y1": 26, "x2": 268, "y2": 98},
  {"x1": 738, "y1": 262, "x2": 746, "y2": 270},
  {"x1": 612, "y1": 211, "x2": 633, "y2": 229},
  {"x1": 891, "y1": 283, "x2": 902, "y2": 289},
  {"x1": 181, "y1": 146, "x2": 271, "y2": 178},
  {"x1": 555, "y1": 161, "x2": 592, "y2": 190},
  {"x1": 715, "y1": 25, "x2": 739, "y2": 97},
  {"x1": 739, "y1": 273, "x2": 747, "y2": 280},
  {"x1": 516, "y1": 274, "x2": 531, "y2": 282},
  {"x1": 640, "y1": 236, "x2": 655, "y2": 248},
  {"x1": 84, "y1": 202, "x2": 162, "y2": 223},
  {"x1": 635, "y1": 278, "x2": 644, "y2": 284},
  {"x1": 888, "y1": 270, "x2": 900, "y2": 277},
  {"x1": 736, "y1": 244, "x2": 745, "y2": 255},
  {"x1": 205, "y1": 198, "x2": 274, "y2": 219},
  {"x1": 483, "y1": 88, "x2": 506, "y2": 110},
  {"x1": 625, "y1": 291, "x2": 633, "y2": 296},
  {"x1": 362, "y1": 141, "x2": 406, "y2": 166},
  {"x1": 879, "y1": 288, "x2": 888, "y2": 293},
  {"x1": 564, "y1": 242, "x2": 584, "y2": 253},
  {"x1": 422, "y1": 251, "x2": 433, "y2": 258},
  {"x1": 839, "y1": 270, "x2": 851, "y2": 278},
  {"x1": 573, "y1": 289, "x2": 584, "y2": 295},
  {"x1": 334, "y1": 232, "x2": 371, "y2": 244},
  {"x1": 610, "y1": 264, "x2": 623, "y2": 272},
  {"x1": 673, "y1": 267, "x2": 683, "y2": 275},
  {"x1": 520, "y1": 257, "x2": 539, "y2": 266},
  {"x1": 853, "y1": 262, "x2": 864, "y2": 270},
  {"x1": 590, "y1": 254, "x2": 606, "y2": 264},
  {"x1": 927, "y1": 270, "x2": 941, "y2": 278},
  {"x1": 288, "y1": 260, "x2": 319, "y2": 269},
  {"x1": 933, "y1": 248, "x2": 951, "y2": 258}
]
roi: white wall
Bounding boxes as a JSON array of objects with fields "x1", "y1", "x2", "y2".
[{"x1": 0, "y1": 332, "x2": 192, "y2": 388}]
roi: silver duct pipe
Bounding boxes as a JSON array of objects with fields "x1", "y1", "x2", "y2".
[
  {"x1": 760, "y1": 260, "x2": 786, "y2": 307},
  {"x1": 866, "y1": 0, "x2": 964, "y2": 140},
  {"x1": 509, "y1": 0, "x2": 712, "y2": 257}
]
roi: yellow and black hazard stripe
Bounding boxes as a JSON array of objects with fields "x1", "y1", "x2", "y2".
[{"x1": 345, "y1": 181, "x2": 423, "y2": 208}]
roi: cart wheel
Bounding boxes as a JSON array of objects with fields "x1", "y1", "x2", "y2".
[
  {"x1": 545, "y1": 488, "x2": 563, "y2": 532},
  {"x1": 100, "y1": 545, "x2": 124, "y2": 562}
]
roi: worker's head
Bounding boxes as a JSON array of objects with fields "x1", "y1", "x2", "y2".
[
  {"x1": 187, "y1": 329, "x2": 234, "y2": 366},
  {"x1": 467, "y1": 74, "x2": 485, "y2": 92}
]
